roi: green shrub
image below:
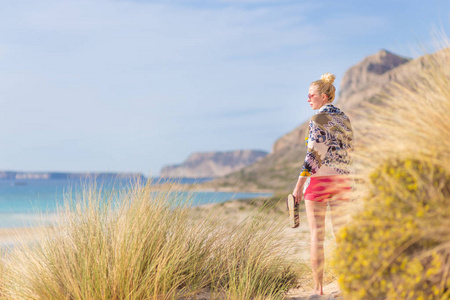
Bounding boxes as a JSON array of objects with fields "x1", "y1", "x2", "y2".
[{"x1": 334, "y1": 159, "x2": 450, "y2": 299}]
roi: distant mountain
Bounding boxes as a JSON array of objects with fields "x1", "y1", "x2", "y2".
[
  {"x1": 0, "y1": 171, "x2": 146, "y2": 181},
  {"x1": 160, "y1": 150, "x2": 268, "y2": 178},
  {"x1": 203, "y1": 49, "x2": 448, "y2": 192}
]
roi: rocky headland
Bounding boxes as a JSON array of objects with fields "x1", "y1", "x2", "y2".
[{"x1": 160, "y1": 150, "x2": 268, "y2": 178}]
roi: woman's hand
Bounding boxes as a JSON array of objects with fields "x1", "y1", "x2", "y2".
[
  {"x1": 293, "y1": 176, "x2": 307, "y2": 204},
  {"x1": 293, "y1": 187, "x2": 302, "y2": 204}
]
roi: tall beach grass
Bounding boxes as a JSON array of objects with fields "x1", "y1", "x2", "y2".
[{"x1": 0, "y1": 180, "x2": 305, "y2": 299}]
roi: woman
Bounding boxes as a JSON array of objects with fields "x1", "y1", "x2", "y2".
[{"x1": 292, "y1": 73, "x2": 353, "y2": 296}]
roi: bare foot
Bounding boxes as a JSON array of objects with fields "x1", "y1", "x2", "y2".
[{"x1": 311, "y1": 285, "x2": 324, "y2": 296}]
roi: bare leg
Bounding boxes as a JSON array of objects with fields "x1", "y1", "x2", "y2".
[
  {"x1": 328, "y1": 176, "x2": 351, "y2": 238},
  {"x1": 305, "y1": 200, "x2": 327, "y2": 295},
  {"x1": 328, "y1": 200, "x2": 348, "y2": 239},
  {"x1": 328, "y1": 199, "x2": 350, "y2": 297}
]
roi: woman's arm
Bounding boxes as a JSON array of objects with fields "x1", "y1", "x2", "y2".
[
  {"x1": 293, "y1": 176, "x2": 307, "y2": 204},
  {"x1": 293, "y1": 116, "x2": 328, "y2": 203},
  {"x1": 301, "y1": 115, "x2": 328, "y2": 176}
]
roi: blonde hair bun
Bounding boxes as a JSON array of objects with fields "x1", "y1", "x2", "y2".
[
  {"x1": 321, "y1": 72, "x2": 336, "y2": 84},
  {"x1": 311, "y1": 72, "x2": 337, "y2": 102}
]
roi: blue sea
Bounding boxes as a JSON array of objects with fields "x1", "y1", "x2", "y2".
[{"x1": 0, "y1": 178, "x2": 271, "y2": 228}]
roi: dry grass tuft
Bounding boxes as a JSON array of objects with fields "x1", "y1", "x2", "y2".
[{"x1": 0, "y1": 180, "x2": 305, "y2": 300}]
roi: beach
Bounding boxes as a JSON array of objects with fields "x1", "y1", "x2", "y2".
[{"x1": 0, "y1": 227, "x2": 48, "y2": 248}]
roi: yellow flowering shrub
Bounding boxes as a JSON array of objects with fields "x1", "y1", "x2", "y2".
[{"x1": 334, "y1": 159, "x2": 450, "y2": 299}]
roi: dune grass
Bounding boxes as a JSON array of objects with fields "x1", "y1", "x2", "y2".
[
  {"x1": 333, "y1": 45, "x2": 450, "y2": 299},
  {"x1": 0, "y1": 181, "x2": 305, "y2": 300}
]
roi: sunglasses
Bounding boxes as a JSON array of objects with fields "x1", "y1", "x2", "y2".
[{"x1": 308, "y1": 93, "x2": 328, "y2": 99}]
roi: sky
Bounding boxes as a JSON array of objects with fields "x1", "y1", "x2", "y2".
[{"x1": 1, "y1": 0, "x2": 449, "y2": 176}]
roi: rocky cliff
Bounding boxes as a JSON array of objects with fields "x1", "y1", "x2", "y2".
[
  {"x1": 160, "y1": 150, "x2": 268, "y2": 178},
  {"x1": 204, "y1": 48, "x2": 448, "y2": 192}
]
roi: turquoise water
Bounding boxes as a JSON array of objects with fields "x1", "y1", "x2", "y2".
[{"x1": 0, "y1": 178, "x2": 271, "y2": 228}]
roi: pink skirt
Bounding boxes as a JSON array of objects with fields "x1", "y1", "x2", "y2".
[{"x1": 304, "y1": 175, "x2": 351, "y2": 202}]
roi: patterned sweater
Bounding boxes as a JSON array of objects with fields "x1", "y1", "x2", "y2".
[{"x1": 300, "y1": 104, "x2": 353, "y2": 178}]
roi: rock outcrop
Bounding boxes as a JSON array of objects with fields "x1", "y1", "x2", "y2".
[
  {"x1": 160, "y1": 150, "x2": 268, "y2": 178},
  {"x1": 339, "y1": 49, "x2": 410, "y2": 106}
]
